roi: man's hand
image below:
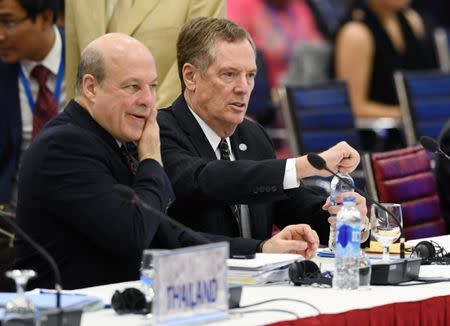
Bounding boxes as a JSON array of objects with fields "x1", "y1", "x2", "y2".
[
  {"x1": 138, "y1": 107, "x2": 162, "y2": 165},
  {"x1": 322, "y1": 192, "x2": 370, "y2": 242},
  {"x1": 261, "y1": 224, "x2": 319, "y2": 259},
  {"x1": 295, "y1": 141, "x2": 360, "y2": 179},
  {"x1": 318, "y1": 141, "x2": 360, "y2": 176}
]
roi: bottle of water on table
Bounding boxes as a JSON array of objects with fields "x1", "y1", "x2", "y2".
[
  {"x1": 333, "y1": 195, "x2": 360, "y2": 290},
  {"x1": 328, "y1": 172, "x2": 354, "y2": 251}
]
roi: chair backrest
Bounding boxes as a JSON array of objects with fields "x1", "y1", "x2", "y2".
[
  {"x1": 433, "y1": 27, "x2": 450, "y2": 72},
  {"x1": 394, "y1": 69, "x2": 450, "y2": 147},
  {"x1": 362, "y1": 146, "x2": 447, "y2": 240},
  {"x1": 279, "y1": 80, "x2": 360, "y2": 156}
]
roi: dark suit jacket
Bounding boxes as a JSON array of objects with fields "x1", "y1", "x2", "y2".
[
  {"x1": 14, "y1": 100, "x2": 260, "y2": 290},
  {"x1": 0, "y1": 27, "x2": 65, "y2": 203},
  {"x1": 158, "y1": 95, "x2": 330, "y2": 242},
  {"x1": 437, "y1": 119, "x2": 450, "y2": 231}
]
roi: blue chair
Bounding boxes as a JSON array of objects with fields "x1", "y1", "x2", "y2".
[
  {"x1": 394, "y1": 70, "x2": 450, "y2": 147},
  {"x1": 279, "y1": 80, "x2": 360, "y2": 156}
]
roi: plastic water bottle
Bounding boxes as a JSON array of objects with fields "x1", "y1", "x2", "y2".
[
  {"x1": 328, "y1": 173, "x2": 355, "y2": 251},
  {"x1": 333, "y1": 196, "x2": 361, "y2": 290}
]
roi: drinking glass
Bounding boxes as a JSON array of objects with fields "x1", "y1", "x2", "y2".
[
  {"x1": 370, "y1": 203, "x2": 403, "y2": 261},
  {"x1": 3, "y1": 270, "x2": 39, "y2": 325},
  {"x1": 358, "y1": 251, "x2": 371, "y2": 290}
]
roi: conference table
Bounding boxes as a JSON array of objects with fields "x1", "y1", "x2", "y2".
[{"x1": 76, "y1": 235, "x2": 450, "y2": 325}]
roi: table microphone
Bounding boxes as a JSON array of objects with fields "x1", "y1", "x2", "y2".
[
  {"x1": 306, "y1": 153, "x2": 406, "y2": 258},
  {"x1": 0, "y1": 211, "x2": 62, "y2": 309},
  {"x1": 113, "y1": 184, "x2": 211, "y2": 245},
  {"x1": 420, "y1": 136, "x2": 450, "y2": 160}
]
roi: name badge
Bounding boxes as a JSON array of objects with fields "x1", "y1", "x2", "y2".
[{"x1": 152, "y1": 242, "x2": 229, "y2": 325}]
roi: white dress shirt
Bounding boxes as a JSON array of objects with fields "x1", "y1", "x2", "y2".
[{"x1": 189, "y1": 107, "x2": 301, "y2": 238}]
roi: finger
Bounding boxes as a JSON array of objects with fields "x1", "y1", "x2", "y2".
[
  {"x1": 289, "y1": 224, "x2": 317, "y2": 244},
  {"x1": 328, "y1": 216, "x2": 336, "y2": 224},
  {"x1": 322, "y1": 196, "x2": 331, "y2": 210},
  {"x1": 327, "y1": 205, "x2": 341, "y2": 216},
  {"x1": 275, "y1": 240, "x2": 309, "y2": 253}
]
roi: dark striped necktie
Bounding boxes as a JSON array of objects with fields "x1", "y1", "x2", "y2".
[
  {"x1": 218, "y1": 139, "x2": 242, "y2": 235},
  {"x1": 120, "y1": 143, "x2": 137, "y2": 175}
]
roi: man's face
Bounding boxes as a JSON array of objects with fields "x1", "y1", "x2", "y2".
[
  {"x1": 190, "y1": 39, "x2": 257, "y2": 136},
  {"x1": 0, "y1": 0, "x2": 50, "y2": 62},
  {"x1": 91, "y1": 49, "x2": 158, "y2": 143}
]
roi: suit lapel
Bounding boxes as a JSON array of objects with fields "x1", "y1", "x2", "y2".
[
  {"x1": 108, "y1": 0, "x2": 160, "y2": 35},
  {"x1": 230, "y1": 122, "x2": 252, "y2": 161},
  {"x1": 171, "y1": 96, "x2": 217, "y2": 161}
]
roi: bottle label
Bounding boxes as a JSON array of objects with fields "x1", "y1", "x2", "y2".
[{"x1": 335, "y1": 224, "x2": 360, "y2": 255}]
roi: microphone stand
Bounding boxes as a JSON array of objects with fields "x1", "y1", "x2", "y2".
[
  {"x1": 113, "y1": 184, "x2": 212, "y2": 245},
  {"x1": 0, "y1": 211, "x2": 62, "y2": 309}
]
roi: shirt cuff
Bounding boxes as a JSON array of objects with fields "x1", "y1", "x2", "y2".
[{"x1": 283, "y1": 158, "x2": 300, "y2": 189}]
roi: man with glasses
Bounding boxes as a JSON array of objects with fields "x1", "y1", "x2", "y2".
[{"x1": 0, "y1": 0, "x2": 63, "y2": 210}]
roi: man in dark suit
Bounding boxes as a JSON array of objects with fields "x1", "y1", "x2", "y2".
[
  {"x1": 158, "y1": 17, "x2": 367, "y2": 243},
  {"x1": 437, "y1": 119, "x2": 450, "y2": 232},
  {"x1": 14, "y1": 33, "x2": 320, "y2": 289},
  {"x1": 0, "y1": 0, "x2": 64, "y2": 209}
]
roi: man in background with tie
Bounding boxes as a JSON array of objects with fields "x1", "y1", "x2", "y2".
[
  {"x1": 158, "y1": 17, "x2": 368, "y2": 244},
  {"x1": 0, "y1": 0, "x2": 64, "y2": 210}
]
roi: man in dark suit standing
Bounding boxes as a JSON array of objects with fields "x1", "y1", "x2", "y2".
[
  {"x1": 0, "y1": 0, "x2": 64, "y2": 209},
  {"x1": 15, "y1": 33, "x2": 320, "y2": 289},
  {"x1": 158, "y1": 17, "x2": 368, "y2": 244}
]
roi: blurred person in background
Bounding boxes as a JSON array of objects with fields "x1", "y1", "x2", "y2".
[
  {"x1": 0, "y1": 0, "x2": 63, "y2": 210},
  {"x1": 333, "y1": 0, "x2": 431, "y2": 150},
  {"x1": 227, "y1": 0, "x2": 323, "y2": 88}
]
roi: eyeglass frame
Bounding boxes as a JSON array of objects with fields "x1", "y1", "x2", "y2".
[{"x1": 0, "y1": 15, "x2": 30, "y2": 30}]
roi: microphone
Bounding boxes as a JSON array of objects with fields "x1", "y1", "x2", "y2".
[
  {"x1": 0, "y1": 211, "x2": 62, "y2": 309},
  {"x1": 420, "y1": 136, "x2": 450, "y2": 160},
  {"x1": 306, "y1": 153, "x2": 406, "y2": 258},
  {"x1": 113, "y1": 184, "x2": 211, "y2": 245}
]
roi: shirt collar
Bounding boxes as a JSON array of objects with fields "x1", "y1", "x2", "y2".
[
  {"x1": 21, "y1": 25, "x2": 61, "y2": 78},
  {"x1": 188, "y1": 106, "x2": 231, "y2": 152}
]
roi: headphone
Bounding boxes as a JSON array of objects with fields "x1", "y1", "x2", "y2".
[
  {"x1": 288, "y1": 260, "x2": 332, "y2": 286},
  {"x1": 111, "y1": 288, "x2": 152, "y2": 315},
  {"x1": 411, "y1": 240, "x2": 450, "y2": 265}
]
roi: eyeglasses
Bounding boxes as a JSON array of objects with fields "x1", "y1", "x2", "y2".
[{"x1": 0, "y1": 15, "x2": 30, "y2": 30}]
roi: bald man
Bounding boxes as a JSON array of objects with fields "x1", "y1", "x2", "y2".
[{"x1": 14, "y1": 33, "x2": 320, "y2": 289}]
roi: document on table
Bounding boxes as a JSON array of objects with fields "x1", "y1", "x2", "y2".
[
  {"x1": 227, "y1": 253, "x2": 301, "y2": 271},
  {"x1": 227, "y1": 253, "x2": 301, "y2": 285}
]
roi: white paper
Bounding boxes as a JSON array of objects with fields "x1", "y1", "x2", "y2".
[{"x1": 227, "y1": 253, "x2": 301, "y2": 271}]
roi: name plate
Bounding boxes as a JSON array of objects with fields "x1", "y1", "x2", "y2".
[{"x1": 152, "y1": 242, "x2": 229, "y2": 325}]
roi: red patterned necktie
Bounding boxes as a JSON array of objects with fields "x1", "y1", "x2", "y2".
[
  {"x1": 31, "y1": 65, "x2": 58, "y2": 139},
  {"x1": 121, "y1": 143, "x2": 137, "y2": 175}
]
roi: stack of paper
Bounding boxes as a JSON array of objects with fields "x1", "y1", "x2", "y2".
[
  {"x1": 227, "y1": 253, "x2": 301, "y2": 285},
  {"x1": 0, "y1": 291, "x2": 104, "y2": 312}
]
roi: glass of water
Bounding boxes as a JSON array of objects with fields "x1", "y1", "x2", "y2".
[
  {"x1": 3, "y1": 270, "x2": 39, "y2": 325},
  {"x1": 370, "y1": 203, "x2": 403, "y2": 261}
]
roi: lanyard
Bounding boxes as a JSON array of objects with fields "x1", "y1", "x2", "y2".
[{"x1": 18, "y1": 51, "x2": 65, "y2": 113}]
